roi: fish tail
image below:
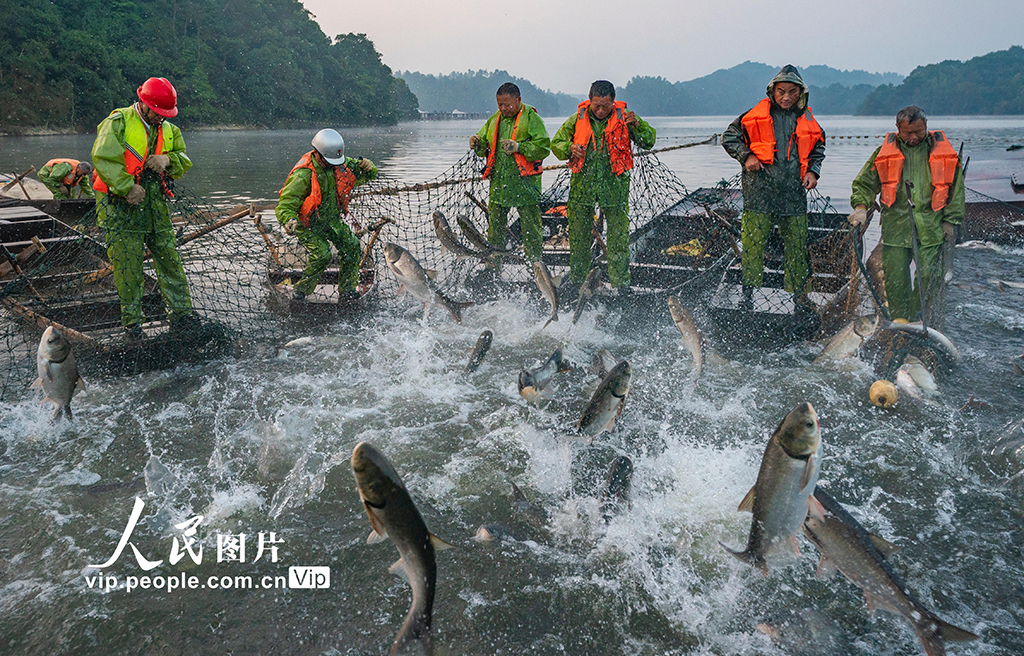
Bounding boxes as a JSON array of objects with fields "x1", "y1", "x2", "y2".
[
  {"x1": 391, "y1": 607, "x2": 432, "y2": 656},
  {"x1": 719, "y1": 542, "x2": 767, "y2": 573},
  {"x1": 542, "y1": 314, "x2": 556, "y2": 330}
]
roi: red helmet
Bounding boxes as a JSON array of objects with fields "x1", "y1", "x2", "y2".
[{"x1": 137, "y1": 77, "x2": 178, "y2": 118}]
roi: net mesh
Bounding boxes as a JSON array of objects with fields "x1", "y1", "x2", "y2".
[{"x1": 2, "y1": 135, "x2": 878, "y2": 400}]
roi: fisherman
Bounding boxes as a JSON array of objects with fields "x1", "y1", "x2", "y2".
[
  {"x1": 91, "y1": 77, "x2": 198, "y2": 341},
  {"x1": 721, "y1": 65, "x2": 826, "y2": 313},
  {"x1": 469, "y1": 83, "x2": 550, "y2": 269},
  {"x1": 38, "y1": 159, "x2": 95, "y2": 199},
  {"x1": 551, "y1": 80, "x2": 656, "y2": 293},
  {"x1": 849, "y1": 106, "x2": 964, "y2": 322},
  {"x1": 276, "y1": 128, "x2": 378, "y2": 301}
]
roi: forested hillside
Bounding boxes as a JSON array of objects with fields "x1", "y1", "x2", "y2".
[
  {"x1": 857, "y1": 46, "x2": 1024, "y2": 115},
  {"x1": 396, "y1": 70, "x2": 579, "y2": 116},
  {"x1": 0, "y1": 0, "x2": 419, "y2": 133}
]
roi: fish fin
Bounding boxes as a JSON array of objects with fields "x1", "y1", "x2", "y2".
[
  {"x1": 30, "y1": 378, "x2": 41, "y2": 390},
  {"x1": 868, "y1": 533, "x2": 900, "y2": 556},
  {"x1": 788, "y1": 536, "x2": 801, "y2": 556},
  {"x1": 934, "y1": 618, "x2": 980, "y2": 642},
  {"x1": 510, "y1": 481, "x2": 526, "y2": 503},
  {"x1": 389, "y1": 558, "x2": 410, "y2": 582},
  {"x1": 541, "y1": 315, "x2": 556, "y2": 330},
  {"x1": 64, "y1": 404, "x2": 73, "y2": 420},
  {"x1": 863, "y1": 591, "x2": 882, "y2": 613},
  {"x1": 552, "y1": 274, "x2": 564, "y2": 287},
  {"x1": 807, "y1": 494, "x2": 827, "y2": 522},
  {"x1": 816, "y1": 555, "x2": 840, "y2": 580},
  {"x1": 429, "y1": 533, "x2": 455, "y2": 551},
  {"x1": 719, "y1": 541, "x2": 768, "y2": 574},
  {"x1": 737, "y1": 486, "x2": 756, "y2": 513},
  {"x1": 998, "y1": 281, "x2": 1007, "y2": 292},
  {"x1": 799, "y1": 452, "x2": 819, "y2": 493},
  {"x1": 44, "y1": 362, "x2": 55, "y2": 383},
  {"x1": 1014, "y1": 363, "x2": 1024, "y2": 377},
  {"x1": 539, "y1": 387, "x2": 554, "y2": 401},
  {"x1": 396, "y1": 284, "x2": 406, "y2": 295},
  {"x1": 76, "y1": 377, "x2": 87, "y2": 391},
  {"x1": 364, "y1": 504, "x2": 388, "y2": 543},
  {"x1": 425, "y1": 269, "x2": 438, "y2": 280}
]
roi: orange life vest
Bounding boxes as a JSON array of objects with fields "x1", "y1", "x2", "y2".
[
  {"x1": 45, "y1": 158, "x2": 84, "y2": 186},
  {"x1": 569, "y1": 100, "x2": 634, "y2": 176},
  {"x1": 740, "y1": 98, "x2": 824, "y2": 179},
  {"x1": 874, "y1": 131, "x2": 960, "y2": 211},
  {"x1": 482, "y1": 106, "x2": 543, "y2": 179},
  {"x1": 280, "y1": 151, "x2": 357, "y2": 228},
  {"x1": 92, "y1": 106, "x2": 170, "y2": 195}
]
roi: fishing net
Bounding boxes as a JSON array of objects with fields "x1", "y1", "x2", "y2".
[
  {"x1": 0, "y1": 180, "x2": 280, "y2": 401},
  {"x1": 963, "y1": 186, "x2": 1024, "y2": 245}
]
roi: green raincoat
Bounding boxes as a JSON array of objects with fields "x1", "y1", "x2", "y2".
[
  {"x1": 276, "y1": 155, "x2": 378, "y2": 296},
  {"x1": 38, "y1": 161, "x2": 95, "y2": 199},
  {"x1": 550, "y1": 105, "x2": 656, "y2": 286},
  {"x1": 472, "y1": 104, "x2": 550, "y2": 263},
  {"x1": 91, "y1": 104, "x2": 193, "y2": 328},
  {"x1": 722, "y1": 65, "x2": 826, "y2": 293},
  {"x1": 851, "y1": 132, "x2": 964, "y2": 320}
]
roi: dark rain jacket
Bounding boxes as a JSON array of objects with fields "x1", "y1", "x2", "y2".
[{"x1": 721, "y1": 65, "x2": 826, "y2": 216}]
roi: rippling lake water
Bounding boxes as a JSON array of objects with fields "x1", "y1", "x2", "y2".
[{"x1": 1, "y1": 117, "x2": 1023, "y2": 655}]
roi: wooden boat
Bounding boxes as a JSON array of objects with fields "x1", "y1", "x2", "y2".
[{"x1": 0, "y1": 204, "x2": 233, "y2": 375}]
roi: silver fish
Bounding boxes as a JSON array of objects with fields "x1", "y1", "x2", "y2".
[
  {"x1": 456, "y1": 214, "x2": 493, "y2": 253},
  {"x1": 31, "y1": 326, "x2": 84, "y2": 420},
  {"x1": 518, "y1": 349, "x2": 572, "y2": 402},
  {"x1": 586, "y1": 349, "x2": 622, "y2": 380},
  {"x1": 533, "y1": 260, "x2": 561, "y2": 329},
  {"x1": 432, "y1": 211, "x2": 485, "y2": 260},
  {"x1": 351, "y1": 442, "x2": 452, "y2": 656},
  {"x1": 896, "y1": 368, "x2": 926, "y2": 403},
  {"x1": 667, "y1": 295, "x2": 704, "y2": 378},
  {"x1": 383, "y1": 242, "x2": 473, "y2": 323},
  {"x1": 901, "y1": 355, "x2": 938, "y2": 396},
  {"x1": 803, "y1": 487, "x2": 979, "y2": 656},
  {"x1": 755, "y1": 608, "x2": 853, "y2": 656},
  {"x1": 578, "y1": 360, "x2": 631, "y2": 440},
  {"x1": 599, "y1": 455, "x2": 633, "y2": 523},
  {"x1": 721, "y1": 402, "x2": 821, "y2": 573},
  {"x1": 464, "y1": 329, "x2": 493, "y2": 373},
  {"x1": 814, "y1": 314, "x2": 880, "y2": 363},
  {"x1": 572, "y1": 267, "x2": 603, "y2": 324},
  {"x1": 878, "y1": 321, "x2": 960, "y2": 363}
]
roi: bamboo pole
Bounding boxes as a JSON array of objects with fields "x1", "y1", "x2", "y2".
[
  {"x1": 2, "y1": 296, "x2": 102, "y2": 349},
  {"x1": 253, "y1": 215, "x2": 285, "y2": 268},
  {"x1": 1, "y1": 166, "x2": 35, "y2": 193},
  {"x1": 357, "y1": 218, "x2": 394, "y2": 270}
]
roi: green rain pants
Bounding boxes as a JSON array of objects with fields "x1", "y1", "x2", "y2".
[
  {"x1": 487, "y1": 201, "x2": 543, "y2": 265},
  {"x1": 293, "y1": 220, "x2": 361, "y2": 296},
  {"x1": 566, "y1": 184, "x2": 630, "y2": 287},
  {"x1": 881, "y1": 243, "x2": 943, "y2": 322},
  {"x1": 105, "y1": 227, "x2": 193, "y2": 327},
  {"x1": 740, "y1": 211, "x2": 810, "y2": 293}
]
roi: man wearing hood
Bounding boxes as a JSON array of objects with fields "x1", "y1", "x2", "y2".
[{"x1": 722, "y1": 65, "x2": 826, "y2": 312}]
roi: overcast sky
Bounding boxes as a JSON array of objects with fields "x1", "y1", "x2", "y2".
[{"x1": 301, "y1": 0, "x2": 1021, "y2": 93}]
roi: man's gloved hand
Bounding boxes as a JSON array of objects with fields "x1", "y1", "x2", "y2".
[
  {"x1": 847, "y1": 207, "x2": 868, "y2": 227},
  {"x1": 125, "y1": 184, "x2": 145, "y2": 206},
  {"x1": 358, "y1": 158, "x2": 374, "y2": 173},
  {"x1": 60, "y1": 185, "x2": 72, "y2": 197},
  {"x1": 744, "y1": 154, "x2": 763, "y2": 172},
  {"x1": 942, "y1": 221, "x2": 957, "y2": 242},
  {"x1": 501, "y1": 139, "x2": 519, "y2": 154},
  {"x1": 570, "y1": 143, "x2": 586, "y2": 160},
  {"x1": 144, "y1": 154, "x2": 170, "y2": 173},
  {"x1": 469, "y1": 135, "x2": 482, "y2": 150},
  {"x1": 283, "y1": 219, "x2": 298, "y2": 235}
]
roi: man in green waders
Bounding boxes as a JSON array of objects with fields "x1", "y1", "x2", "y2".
[
  {"x1": 470, "y1": 82, "x2": 550, "y2": 271},
  {"x1": 551, "y1": 80, "x2": 656, "y2": 294},
  {"x1": 91, "y1": 77, "x2": 196, "y2": 341},
  {"x1": 276, "y1": 129, "x2": 378, "y2": 301},
  {"x1": 722, "y1": 65, "x2": 826, "y2": 313},
  {"x1": 849, "y1": 106, "x2": 963, "y2": 323},
  {"x1": 39, "y1": 159, "x2": 94, "y2": 199}
]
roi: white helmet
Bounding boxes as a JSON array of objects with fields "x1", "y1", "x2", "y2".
[{"x1": 312, "y1": 128, "x2": 345, "y2": 165}]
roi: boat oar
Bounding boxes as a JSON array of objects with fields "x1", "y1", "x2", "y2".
[
  {"x1": 253, "y1": 215, "x2": 285, "y2": 269},
  {"x1": 904, "y1": 180, "x2": 929, "y2": 328}
]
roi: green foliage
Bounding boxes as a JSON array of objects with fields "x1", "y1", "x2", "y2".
[
  {"x1": 857, "y1": 46, "x2": 1024, "y2": 116},
  {"x1": 396, "y1": 70, "x2": 579, "y2": 117},
  {"x1": 0, "y1": 0, "x2": 419, "y2": 132}
]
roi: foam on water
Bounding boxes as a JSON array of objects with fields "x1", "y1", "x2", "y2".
[{"x1": 1, "y1": 263, "x2": 1022, "y2": 653}]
